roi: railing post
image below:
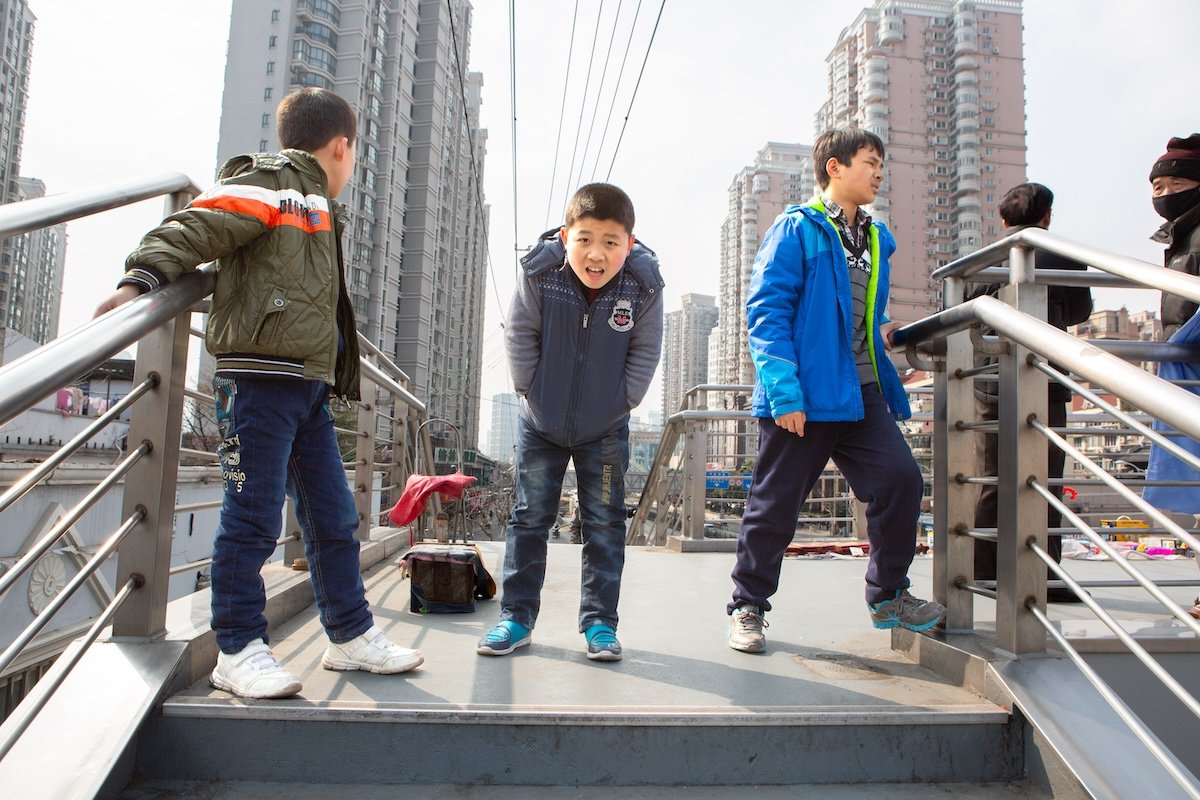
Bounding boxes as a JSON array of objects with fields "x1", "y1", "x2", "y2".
[
  {"x1": 996, "y1": 243, "x2": 1049, "y2": 653},
  {"x1": 111, "y1": 308, "x2": 191, "y2": 639},
  {"x1": 353, "y1": 373, "x2": 377, "y2": 541},
  {"x1": 111, "y1": 191, "x2": 195, "y2": 639},
  {"x1": 937, "y1": 275, "x2": 977, "y2": 629},
  {"x1": 680, "y1": 417, "x2": 708, "y2": 541}
]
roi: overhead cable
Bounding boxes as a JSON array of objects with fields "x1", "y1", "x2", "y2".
[
  {"x1": 559, "y1": 0, "x2": 606, "y2": 216},
  {"x1": 542, "y1": 0, "x2": 581, "y2": 230},
  {"x1": 606, "y1": 0, "x2": 667, "y2": 181},
  {"x1": 588, "y1": 0, "x2": 643, "y2": 182},
  {"x1": 445, "y1": 0, "x2": 507, "y2": 324}
]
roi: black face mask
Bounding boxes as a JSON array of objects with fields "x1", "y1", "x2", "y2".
[{"x1": 1153, "y1": 185, "x2": 1200, "y2": 221}]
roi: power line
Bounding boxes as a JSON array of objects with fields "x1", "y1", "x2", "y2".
[
  {"x1": 508, "y1": 0, "x2": 520, "y2": 279},
  {"x1": 542, "y1": 0, "x2": 581, "y2": 231},
  {"x1": 444, "y1": 0, "x2": 507, "y2": 325},
  {"x1": 606, "y1": 0, "x2": 667, "y2": 182},
  {"x1": 589, "y1": 0, "x2": 643, "y2": 182},
  {"x1": 571, "y1": 0, "x2": 624, "y2": 192},
  {"x1": 559, "y1": 0, "x2": 606, "y2": 216}
]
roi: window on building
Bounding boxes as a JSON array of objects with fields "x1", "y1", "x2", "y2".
[
  {"x1": 266, "y1": 61, "x2": 275, "y2": 75},
  {"x1": 268, "y1": 35, "x2": 277, "y2": 48},
  {"x1": 259, "y1": 138, "x2": 269, "y2": 151},
  {"x1": 264, "y1": 87, "x2": 273, "y2": 101},
  {"x1": 271, "y1": 9, "x2": 280, "y2": 22},
  {"x1": 261, "y1": 113, "x2": 270, "y2": 127}
]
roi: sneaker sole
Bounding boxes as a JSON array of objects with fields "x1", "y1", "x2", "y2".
[
  {"x1": 729, "y1": 639, "x2": 766, "y2": 653},
  {"x1": 320, "y1": 653, "x2": 424, "y2": 674},
  {"x1": 209, "y1": 671, "x2": 302, "y2": 699},
  {"x1": 476, "y1": 635, "x2": 531, "y2": 656},
  {"x1": 586, "y1": 648, "x2": 622, "y2": 661},
  {"x1": 870, "y1": 615, "x2": 943, "y2": 632}
]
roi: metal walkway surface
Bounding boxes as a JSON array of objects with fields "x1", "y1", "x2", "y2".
[{"x1": 127, "y1": 541, "x2": 1199, "y2": 795}]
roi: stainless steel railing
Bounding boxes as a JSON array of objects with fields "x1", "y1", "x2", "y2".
[{"x1": 907, "y1": 226, "x2": 1200, "y2": 797}]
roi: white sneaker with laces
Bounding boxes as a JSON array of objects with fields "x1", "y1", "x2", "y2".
[
  {"x1": 210, "y1": 639, "x2": 302, "y2": 699},
  {"x1": 322, "y1": 624, "x2": 424, "y2": 674}
]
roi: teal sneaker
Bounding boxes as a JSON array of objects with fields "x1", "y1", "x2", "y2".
[
  {"x1": 868, "y1": 590, "x2": 945, "y2": 632},
  {"x1": 477, "y1": 620, "x2": 531, "y2": 656},
  {"x1": 584, "y1": 623, "x2": 622, "y2": 661}
]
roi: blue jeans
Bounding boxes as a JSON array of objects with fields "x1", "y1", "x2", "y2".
[
  {"x1": 729, "y1": 383, "x2": 923, "y2": 610},
  {"x1": 500, "y1": 416, "x2": 629, "y2": 631},
  {"x1": 210, "y1": 376, "x2": 373, "y2": 654}
]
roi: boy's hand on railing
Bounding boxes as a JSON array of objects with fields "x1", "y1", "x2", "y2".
[
  {"x1": 880, "y1": 321, "x2": 902, "y2": 351},
  {"x1": 776, "y1": 410, "x2": 806, "y2": 437},
  {"x1": 93, "y1": 285, "x2": 141, "y2": 318}
]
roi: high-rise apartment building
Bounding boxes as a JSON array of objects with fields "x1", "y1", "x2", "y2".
[
  {"x1": 5, "y1": 178, "x2": 66, "y2": 345},
  {"x1": 815, "y1": 0, "x2": 1026, "y2": 323},
  {"x1": 0, "y1": 1, "x2": 66, "y2": 347},
  {"x1": 486, "y1": 391, "x2": 519, "y2": 464},
  {"x1": 660, "y1": 293, "x2": 719, "y2": 420},
  {"x1": 217, "y1": 0, "x2": 489, "y2": 448},
  {"x1": 715, "y1": 143, "x2": 814, "y2": 389}
]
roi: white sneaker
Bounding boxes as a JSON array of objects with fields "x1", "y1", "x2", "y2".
[
  {"x1": 322, "y1": 625, "x2": 424, "y2": 674},
  {"x1": 210, "y1": 639, "x2": 302, "y2": 699}
]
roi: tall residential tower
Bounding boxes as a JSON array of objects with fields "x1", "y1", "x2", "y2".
[
  {"x1": 715, "y1": 142, "x2": 815, "y2": 389},
  {"x1": 217, "y1": 0, "x2": 489, "y2": 448},
  {"x1": 816, "y1": 0, "x2": 1026, "y2": 323},
  {"x1": 0, "y1": 1, "x2": 67, "y2": 348},
  {"x1": 660, "y1": 293, "x2": 719, "y2": 420}
]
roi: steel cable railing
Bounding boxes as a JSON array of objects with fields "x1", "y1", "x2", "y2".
[
  {"x1": 1026, "y1": 562, "x2": 1200, "y2": 800},
  {"x1": 0, "y1": 442, "x2": 151, "y2": 601},
  {"x1": 0, "y1": 509, "x2": 145, "y2": 677},
  {"x1": 0, "y1": 574, "x2": 141, "y2": 762}
]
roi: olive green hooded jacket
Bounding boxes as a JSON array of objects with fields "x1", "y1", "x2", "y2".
[{"x1": 120, "y1": 149, "x2": 361, "y2": 399}]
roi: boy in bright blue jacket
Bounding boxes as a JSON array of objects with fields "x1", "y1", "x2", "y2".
[{"x1": 726, "y1": 129, "x2": 945, "y2": 653}]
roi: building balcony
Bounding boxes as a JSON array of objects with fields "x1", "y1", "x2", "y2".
[
  {"x1": 862, "y1": 80, "x2": 887, "y2": 103},
  {"x1": 953, "y1": 54, "x2": 978, "y2": 72},
  {"x1": 878, "y1": 19, "x2": 903, "y2": 45}
]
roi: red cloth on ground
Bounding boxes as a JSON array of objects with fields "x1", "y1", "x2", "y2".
[{"x1": 388, "y1": 472, "x2": 477, "y2": 526}]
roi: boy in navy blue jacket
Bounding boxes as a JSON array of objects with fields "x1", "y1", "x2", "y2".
[
  {"x1": 478, "y1": 183, "x2": 664, "y2": 661},
  {"x1": 726, "y1": 129, "x2": 945, "y2": 654}
]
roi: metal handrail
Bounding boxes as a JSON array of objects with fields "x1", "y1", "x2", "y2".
[
  {"x1": 932, "y1": 226, "x2": 1200, "y2": 309},
  {"x1": 0, "y1": 172, "x2": 198, "y2": 240},
  {"x1": 901, "y1": 294, "x2": 1200, "y2": 443},
  {"x1": 0, "y1": 268, "x2": 214, "y2": 428}
]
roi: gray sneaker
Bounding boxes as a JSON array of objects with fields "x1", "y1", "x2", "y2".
[
  {"x1": 729, "y1": 605, "x2": 768, "y2": 653},
  {"x1": 868, "y1": 590, "x2": 945, "y2": 632}
]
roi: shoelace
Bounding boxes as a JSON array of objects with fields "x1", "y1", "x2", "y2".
[
  {"x1": 484, "y1": 626, "x2": 513, "y2": 643},
  {"x1": 732, "y1": 610, "x2": 768, "y2": 634},
  {"x1": 588, "y1": 627, "x2": 619, "y2": 648}
]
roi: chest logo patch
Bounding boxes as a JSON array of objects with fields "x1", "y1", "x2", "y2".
[{"x1": 609, "y1": 299, "x2": 634, "y2": 332}]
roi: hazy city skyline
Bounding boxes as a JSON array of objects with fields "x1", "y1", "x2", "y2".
[{"x1": 16, "y1": 0, "x2": 1199, "y2": 452}]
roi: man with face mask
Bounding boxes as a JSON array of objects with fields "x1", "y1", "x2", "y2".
[
  {"x1": 1145, "y1": 134, "x2": 1200, "y2": 620},
  {"x1": 1150, "y1": 133, "x2": 1200, "y2": 338}
]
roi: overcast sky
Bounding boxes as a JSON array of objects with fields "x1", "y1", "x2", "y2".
[{"x1": 20, "y1": 0, "x2": 1198, "y2": 451}]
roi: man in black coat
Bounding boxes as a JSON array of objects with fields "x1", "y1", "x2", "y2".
[{"x1": 970, "y1": 183, "x2": 1093, "y2": 600}]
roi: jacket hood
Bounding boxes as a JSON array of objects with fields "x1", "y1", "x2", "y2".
[{"x1": 521, "y1": 228, "x2": 665, "y2": 294}]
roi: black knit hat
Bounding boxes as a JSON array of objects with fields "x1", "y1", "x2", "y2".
[{"x1": 1150, "y1": 133, "x2": 1200, "y2": 182}]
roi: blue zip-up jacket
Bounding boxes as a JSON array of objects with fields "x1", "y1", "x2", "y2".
[
  {"x1": 748, "y1": 201, "x2": 911, "y2": 422},
  {"x1": 506, "y1": 229, "x2": 665, "y2": 447}
]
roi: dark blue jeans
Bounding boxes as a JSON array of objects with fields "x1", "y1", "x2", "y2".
[
  {"x1": 500, "y1": 416, "x2": 629, "y2": 632},
  {"x1": 210, "y1": 376, "x2": 373, "y2": 653},
  {"x1": 729, "y1": 383, "x2": 923, "y2": 610}
]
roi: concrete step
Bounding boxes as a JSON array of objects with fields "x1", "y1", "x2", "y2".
[
  {"x1": 141, "y1": 695, "x2": 1020, "y2": 785},
  {"x1": 117, "y1": 779, "x2": 1048, "y2": 799}
]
